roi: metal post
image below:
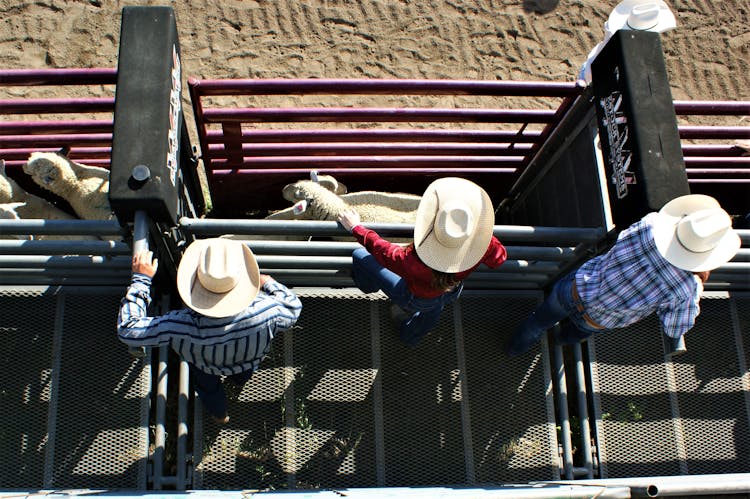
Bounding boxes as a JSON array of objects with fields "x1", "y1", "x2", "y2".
[
  {"x1": 572, "y1": 343, "x2": 594, "y2": 478},
  {"x1": 553, "y1": 341, "x2": 574, "y2": 479}
]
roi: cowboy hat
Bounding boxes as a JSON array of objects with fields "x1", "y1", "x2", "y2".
[
  {"x1": 605, "y1": 0, "x2": 677, "y2": 34},
  {"x1": 177, "y1": 238, "x2": 261, "y2": 318},
  {"x1": 414, "y1": 177, "x2": 494, "y2": 273},
  {"x1": 652, "y1": 194, "x2": 741, "y2": 272}
]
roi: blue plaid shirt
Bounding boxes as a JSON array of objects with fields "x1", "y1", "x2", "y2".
[
  {"x1": 576, "y1": 212, "x2": 701, "y2": 338},
  {"x1": 118, "y1": 274, "x2": 302, "y2": 376}
]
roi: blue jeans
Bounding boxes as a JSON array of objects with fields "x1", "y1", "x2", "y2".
[
  {"x1": 352, "y1": 248, "x2": 462, "y2": 346},
  {"x1": 189, "y1": 363, "x2": 255, "y2": 419},
  {"x1": 505, "y1": 271, "x2": 600, "y2": 356}
]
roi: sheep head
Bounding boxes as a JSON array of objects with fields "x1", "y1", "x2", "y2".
[
  {"x1": 282, "y1": 174, "x2": 347, "y2": 203},
  {"x1": 23, "y1": 152, "x2": 79, "y2": 191}
]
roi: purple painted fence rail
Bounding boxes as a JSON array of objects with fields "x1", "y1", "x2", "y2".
[
  {"x1": 0, "y1": 68, "x2": 117, "y2": 169},
  {"x1": 188, "y1": 77, "x2": 583, "y2": 215}
]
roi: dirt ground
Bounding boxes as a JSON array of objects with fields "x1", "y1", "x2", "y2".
[
  {"x1": 1, "y1": 0, "x2": 748, "y2": 211},
  {"x1": 3, "y1": 0, "x2": 747, "y2": 98}
]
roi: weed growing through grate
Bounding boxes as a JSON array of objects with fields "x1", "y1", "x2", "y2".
[{"x1": 601, "y1": 401, "x2": 645, "y2": 423}]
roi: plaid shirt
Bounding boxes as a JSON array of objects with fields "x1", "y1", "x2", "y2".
[
  {"x1": 576, "y1": 212, "x2": 701, "y2": 338},
  {"x1": 117, "y1": 274, "x2": 302, "y2": 376}
]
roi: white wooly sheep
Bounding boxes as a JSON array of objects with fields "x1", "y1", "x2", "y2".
[
  {"x1": 23, "y1": 152, "x2": 113, "y2": 221},
  {"x1": 0, "y1": 202, "x2": 32, "y2": 240},
  {"x1": 1, "y1": 159, "x2": 76, "y2": 221},
  {"x1": 0, "y1": 160, "x2": 100, "y2": 241},
  {"x1": 267, "y1": 177, "x2": 421, "y2": 224}
]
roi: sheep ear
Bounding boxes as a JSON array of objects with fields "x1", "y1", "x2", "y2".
[
  {"x1": 310, "y1": 170, "x2": 319, "y2": 182},
  {"x1": 0, "y1": 159, "x2": 5, "y2": 175}
]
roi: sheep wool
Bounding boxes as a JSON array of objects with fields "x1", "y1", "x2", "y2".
[
  {"x1": 1, "y1": 159, "x2": 76, "y2": 220},
  {"x1": 272, "y1": 178, "x2": 422, "y2": 224},
  {"x1": 0, "y1": 202, "x2": 32, "y2": 240},
  {"x1": 23, "y1": 152, "x2": 113, "y2": 221}
]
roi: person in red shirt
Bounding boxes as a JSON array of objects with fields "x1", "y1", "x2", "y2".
[{"x1": 337, "y1": 177, "x2": 507, "y2": 346}]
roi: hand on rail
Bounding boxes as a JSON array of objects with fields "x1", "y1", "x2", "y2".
[
  {"x1": 132, "y1": 250, "x2": 158, "y2": 278},
  {"x1": 337, "y1": 208, "x2": 361, "y2": 233}
]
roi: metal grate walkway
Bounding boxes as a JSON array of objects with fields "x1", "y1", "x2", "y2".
[
  {"x1": 0, "y1": 286, "x2": 150, "y2": 489},
  {"x1": 192, "y1": 289, "x2": 559, "y2": 489},
  {"x1": 589, "y1": 293, "x2": 750, "y2": 478}
]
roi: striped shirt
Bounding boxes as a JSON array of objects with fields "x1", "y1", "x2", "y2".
[
  {"x1": 576, "y1": 212, "x2": 701, "y2": 339},
  {"x1": 117, "y1": 274, "x2": 302, "y2": 376}
]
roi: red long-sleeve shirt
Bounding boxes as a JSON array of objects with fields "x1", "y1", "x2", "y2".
[{"x1": 352, "y1": 225, "x2": 507, "y2": 299}]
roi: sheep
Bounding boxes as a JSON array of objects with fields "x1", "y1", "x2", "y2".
[
  {"x1": 1, "y1": 159, "x2": 77, "y2": 221},
  {"x1": 267, "y1": 174, "x2": 421, "y2": 224},
  {"x1": 0, "y1": 202, "x2": 32, "y2": 240},
  {"x1": 23, "y1": 152, "x2": 113, "y2": 221}
]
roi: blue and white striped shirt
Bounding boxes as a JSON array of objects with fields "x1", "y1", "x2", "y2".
[
  {"x1": 576, "y1": 212, "x2": 701, "y2": 338},
  {"x1": 118, "y1": 274, "x2": 302, "y2": 376}
]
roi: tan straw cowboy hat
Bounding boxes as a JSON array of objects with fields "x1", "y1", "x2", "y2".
[
  {"x1": 177, "y1": 238, "x2": 261, "y2": 318},
  {"x1": 652, "y1": 194, "x2": 741, "y2": 272},
  {"x1": 414, "y1": 177, "x2": 494, "y2": 273}
]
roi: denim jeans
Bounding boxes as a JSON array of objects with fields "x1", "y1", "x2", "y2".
[
  {"x1": 352, "y1": 248, "x2": 462, "y2": 346},
  {"x1": 189, "y1": 363, "x2": 254, "y2": 419},
  {"x1": 505, "y1": 271, "x2": 600, "y2": 356}
]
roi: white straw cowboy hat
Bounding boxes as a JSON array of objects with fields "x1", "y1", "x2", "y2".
[
  {"x1": 414, "y1": 177, "x2": 494, "y2": 273},
  {"x1": 606, "y1": 0, "x2": 677, "y2": 34},
  {"x1": 177, "y1": 238, "x2": 260, "y2": 318},
  {"x1": 652, "y1": 194, "x2": 741, "y2": 272}
]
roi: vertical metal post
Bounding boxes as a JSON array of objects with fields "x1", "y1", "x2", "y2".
[
  {"x1": 177, "y1": 359, "x2": 189, "y2": 489},
  {"x1": 129, "y1": 209, "x2": 149, "y2": 358},
  {"x1": 553, "y1": 340, "x2": 574, "y2": 479},
  {"x1": 572, "y1": 343, "x2": 594, "y2": 478}
]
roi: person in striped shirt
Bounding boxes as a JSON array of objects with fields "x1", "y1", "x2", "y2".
[
  {"x1": 505, "y1": 194, "x2": 740, "y2": 357},
  {"x1": 118, "y1": 238, "x2": 302, "y2": 424}
]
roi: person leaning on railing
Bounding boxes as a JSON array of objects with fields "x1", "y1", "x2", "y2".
[
  {"x1": 337, "y1": 177, "x2": 507, "y2": 347},
  {"x1": 505, "y1": 194, "x2": 741, "y2": 358},
  {"x1": 117, "y1": 238, "x2": 302, "y2": 424}
]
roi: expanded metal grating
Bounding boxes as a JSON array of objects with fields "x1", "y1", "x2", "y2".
[
  {"x1": 193, "y1": 290, "x2": 558, "y2": 490},
  {"x1": 589, "y1": 293, "x2": 750, "y2": 478},
  {"x1": 0, "y1": 287, "x2": 150, "y2": 489}
]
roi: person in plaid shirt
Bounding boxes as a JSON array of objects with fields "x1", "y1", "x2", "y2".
[{"x1": 505, "y1": 194, "x2": 740, "y2": 357}]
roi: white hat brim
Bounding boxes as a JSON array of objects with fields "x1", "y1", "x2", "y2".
[
  {"x1": 606, "y1": 0, "x2": 677, "y2": 34},
  {"x1": 177, "y1": 239, "x2": 260, "y2": 318},
  {"x1": 414, "y1": 178, "x2": 494, "y2": 273},
  {"x1": 652, "y1": 195, "x2": 741, "y2": 272}
]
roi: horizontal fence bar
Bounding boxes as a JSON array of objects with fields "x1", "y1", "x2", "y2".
[
  {"x1": 678, "y1": 125, "x2": 750, "y2": 139},
  {"x1": 0, "y1": 219, "x2": 124, "y2": 236},
  {"x1": 0, "y1": 147, "x2": 112, "y2": 161},
  {"x1": 238, "y1": 239, "x2": 578, "y2": 261},
  {"x1": 204, "y1": 128, "x2": 544, "y2": 144},
  {"x1": 179, "y1": 218, "x2": 606, "y2": 244},
  {"x1": 210, "y1": 167, "x2": 518, "y2": 176},
  {"x1": 0, "y1": 133, "x2": 113, "y2": 147},
  {"x1": 0, "y1": 120, "x2": 113, "y2": 135},
  {"x1": 189, "y1": 78, "x2": 583, "y2": 97},
  {"x1": 208, "y1": 156, "x2": 522, "y2": 171},
  {"x1": 0, "y1": 255, "x2": 131, "y2": 268},
  {"x1": 0, "y1": 240, "x2": 130, "y2": 255},
  {"x1": 2, "y1": 158, "x2": 111, "y2": 169},
  {"x1": 673, "y1": 100, "x2": 750, "y2": 115},
  {"x1": 688, "y1": 178, "x2": 750, "y2": 183},
  {"x1": 202, "y1": 107, "x2": 557, "y2": 124},
  {"x1": 684, "y1": 157, "x2": 750, "y2": 167},
  {"x1": 0, "y1": 68, "x2": 117, "y2": 86},
  {"x1": 681, "y1": 144, "x2": 749, "y2": 156},
  {"x1": 207, "y1": 142, "x2": 534, "y2": 157},
  {"x1": 0, "y1": 97, "x2": 115, "y2": 115},
  {"x1": 253, "y1": 255, "x2": 560, "y2": 274}
]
